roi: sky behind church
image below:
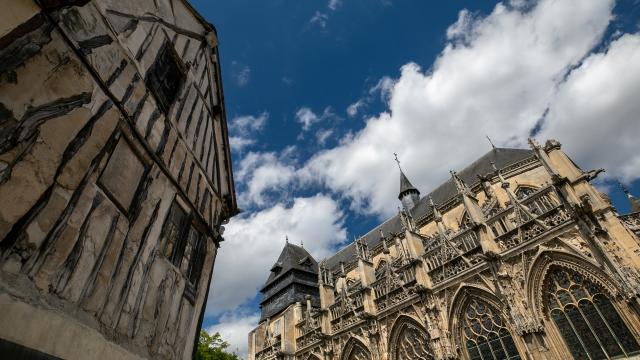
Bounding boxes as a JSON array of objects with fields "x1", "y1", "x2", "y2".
[{"x1": 189, "y1": 0, "x2": 640, "y2": 357}]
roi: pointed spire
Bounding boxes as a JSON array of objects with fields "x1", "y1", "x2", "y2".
[
  {"x1": 619, "y1": 182, "x2": 640, "y2": 213},
  {"x1": 486, "y1": 135, "x2": 496, "y2": 149},
  {"x1": 395, "y1": 153, "x2": 419, "y2": 199},
  {"x1": 451, "y1": 170, "x2": 475, "y2": 198}
]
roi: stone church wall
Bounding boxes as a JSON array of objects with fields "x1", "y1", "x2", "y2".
[{"x1": 0, "y1": 1, "x2": 236, "y2": 359}]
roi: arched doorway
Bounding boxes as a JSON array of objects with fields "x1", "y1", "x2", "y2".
[
  {"x1": 544, "y1": 265, "x2": 640, "y2": 359},
  {"x1": 388, "y1": 316, "x2": 434, "y2": 360},
  {"x1": 461, "y1": 298, "x2": 521, "y2": 359},
  {"x1": 342, "y1": 338, "x2": 371, "y2": 360}
]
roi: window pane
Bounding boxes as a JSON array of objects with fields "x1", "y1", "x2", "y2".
[
  {"x1": 551, "y1": 309, "x2": 588, "y2": 359},
  {"x1": 593, "y1": 294, "x2": 640, "y2": 354},
  {"x1": 579, "y1": 300, "x2": 623, "y2": 357},
  {"x1": 187, "y1": 228, "x2": 206, "y2": 288},
  {"x1": 499, "y1": 329, "x2": 520, "y2": 359},
  {"x1": 488, "y1": 332, "x2": 507, "y2": 360},
  {"x1": 477, "y1": 337, "x2": 493, "y2": 360},
  {"x1": 467, "y1": 340, "x2": 482, "y2": 360},
  {"x1": 161, "y1": 201, "x2": 187, "y2": 260},
  {"x1": 565, "y1": 304, "x2": 606, "y2": 359}
]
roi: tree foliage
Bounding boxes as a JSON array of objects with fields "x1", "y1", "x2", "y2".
[{"x1": 196, "y1": 329, "x2": 240, "y2": 360}]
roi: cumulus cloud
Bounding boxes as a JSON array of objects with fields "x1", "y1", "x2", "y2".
[
  {"x1": 538, "y1": 33, "x2": 640, "y2": 183},
  {"x1": 235, "y1": 151, "x2": 296, "y2": 208},
  {"x1": 295, "y1": 106, "x2": 336, "y2": 131},
  {"x1": 207, "y1": 311, "x2": 260, "y2": 360},
  {"x1": 301, "y1": 0, "x2": 615, "y2": 217},
  {"x1": 207, "y1": 194, "x2": 347, "y2": 317},
  {"x1": 228, "y1": 112, "x2": 268, "y2": 153}
]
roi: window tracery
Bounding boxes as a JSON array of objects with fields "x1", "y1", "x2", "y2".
[
  {"x1": 342, "y1": 339, "x2": 371, "y2": 360},
  {"x1": 544, "y1": 266, "x2": 640, "y2": 359},
  {"x1": 462, "y1": 298, "x2": 521, "y2": 360},
  {"x1": 390, "y1": 319, "x2": 434, "y2": 360}
]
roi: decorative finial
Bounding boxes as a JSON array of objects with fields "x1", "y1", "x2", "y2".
[
  {"x1": 394, "y1": 152, "x2": 402, "y2": 171},
  {"x1": 486, "y1": 135, "x2": 496, "y2": 149},
  {"x1": 285, "y1": 235, "x2": 289, "y2": 243},
  {"x1": 301, "y1": 238, "x2": 304, "y2": 247},
  {"x1": 619, "y1": 181, "x2": 631, "y2": 196}
]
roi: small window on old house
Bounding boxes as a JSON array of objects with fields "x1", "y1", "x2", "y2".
[
  {"x1": 161, "y1": 200, "x2": 188, "y2": 264},
  {"x1": 146, "y1": 42, "x2": 185, "y2": 114},
  {"x1": 160, "y1": 198, "x2": 208, "y2": 300}
]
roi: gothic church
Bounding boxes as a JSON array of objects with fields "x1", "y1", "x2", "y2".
[{"x1": 248, "y1": 139, "x2": 640, "y2": 360}]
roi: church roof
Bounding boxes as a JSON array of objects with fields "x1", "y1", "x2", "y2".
[
  {"x1": 324, "y1": 147, "x2": 535, "y2": 271},
  {"x1": 399, "y1": 170, "x2": 419, "y2": 199},
  {"x1": 261, "y1": 242, "x2": 318, "y2": 291}
]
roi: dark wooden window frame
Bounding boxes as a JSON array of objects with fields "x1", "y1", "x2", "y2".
[
  {"x1": 145, "y1": 41, "x2": 187, "y2": 115},
  {"x1": 159, "y1": 196, "x2": 208, "y2": 303}
]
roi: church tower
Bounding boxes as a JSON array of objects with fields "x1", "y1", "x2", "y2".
[{"x1": 259, "y1": 241, "x2": 320, "y2": 321}]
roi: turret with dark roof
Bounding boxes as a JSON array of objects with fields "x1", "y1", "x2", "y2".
[
  {"x1": 396, "y1": 154, "x2": 420, "y2": 211},
  {"x1": 259, "y1": 242, "x2": 320, "y2": 320}
]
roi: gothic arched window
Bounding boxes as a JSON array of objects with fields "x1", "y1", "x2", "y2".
[
  {"x1": 462, "y1": 298, "x2": 521, "y2": 360},
  {"x1": 342, "y1": 339, "x2": 371, "y2": 360},
  {"x1": 390, "y1": 318, "x2": 434, "y2": 360},
  {"x1": 544, "y1": 266, "x2": 640, "y2": 359}
]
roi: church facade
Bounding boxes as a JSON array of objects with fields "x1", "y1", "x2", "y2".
[
  {"x1": 248, "y1": 139, "x2": 640, "y2": 360},
  {"x1": 0, "y1": 1, "x2": 236, "y2": 359}
]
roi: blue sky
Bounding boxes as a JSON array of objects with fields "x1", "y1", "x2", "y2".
[{"x1": 189, "y1": 0, "x2": 640, "y2": 357}]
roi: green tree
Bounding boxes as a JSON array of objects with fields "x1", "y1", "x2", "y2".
[{"x1": 196, "y1": 329, "x2": 240, "y2": 360}]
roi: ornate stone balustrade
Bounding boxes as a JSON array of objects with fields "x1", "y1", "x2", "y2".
[
  {"x1": 255, "y1": 337, "x2": 281, "y2": 360},
  {"x1": 372, "y1": 265, "x2": 416, "y2": 311},
  {"x1": 495, "y1": 205, "x2": 571, "y2": 251},
  {"x1": 296, "y1": 314, "x2": 322, "y2": 349}
]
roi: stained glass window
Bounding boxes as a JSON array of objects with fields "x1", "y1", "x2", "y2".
[
  {"x1": 544, "y1": 266, "x2": 640, "y2": 359},
  {"x1": 462, "y1": 298, "x2": 521, "y2": 359}
]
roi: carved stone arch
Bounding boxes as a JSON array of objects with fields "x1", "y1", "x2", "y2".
[
  {"x1": 527, "y1": 249, "x2": 640, "y2": 358},
  {"x1": 525, "y1": 249, "x2": 619, "y2": 320},
  {"x1": 388, "y1": 315, "x2": 434, "y2": 360},
  {"x1": 340, "y1": 337, "x2": 371, "y2": 360},
  {"x1": 449, "y1": 285, "x2": 522, "y2": 360}
]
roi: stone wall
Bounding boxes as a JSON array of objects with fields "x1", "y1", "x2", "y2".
[{"x1": 0, "y1": 1, "x2": 236, "y2": 359}]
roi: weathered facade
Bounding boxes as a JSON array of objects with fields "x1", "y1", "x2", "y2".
[
  {"x1": 0, "y1": 1, "x2": 236, "y2": 359},
  {"x1": 248, "y1": 140, "x2": 640, "y2": 360}
]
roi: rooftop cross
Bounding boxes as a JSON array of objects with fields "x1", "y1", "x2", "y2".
[{"x1": 394, "y1": 152, "x2": 402, "y2": 172}]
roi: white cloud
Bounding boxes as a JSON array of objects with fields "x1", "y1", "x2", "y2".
[
  {"x1": 229, "y1": 136, "x2": 255, "y2": 153},
  {"x1": 538, "y1": 33, "x2": 640, "y2": 183},
  {"x1": 231, "y1": 61, "x2": 251, "y2": 86},
  {"x1": 328, "y1": 0, "x2": 342, "y2": 11},
  {"x1": 228, "y1": 112, "x2": 268, "y2": 153},
  {"x1": 207, "y1": 311, "x2": 260, "y2": 360},
  {"x1": 346, "y1": 99, "x2": 366, "y2": 117},
  {"x1": 235, "y1": 152, "x2": 296, "y2": 208},
  {"x1": 207, "y1": 194, "x2": 346, "y2": 317},
  {"x1": 295, "y1": 106, "x2": 335, "y2": 131},
  {"x1": 230, "y1": 112, "x2": 268, "y2": 135},
  {"x1": 309, "y1": 11, "x2": 329, "y2": 29},
  {"x1": 316, "y1": 129, "x2": 334, "y2": 145},
  {"x1": 301, "y1": 0, "x2": 615, "y2": 217}
]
